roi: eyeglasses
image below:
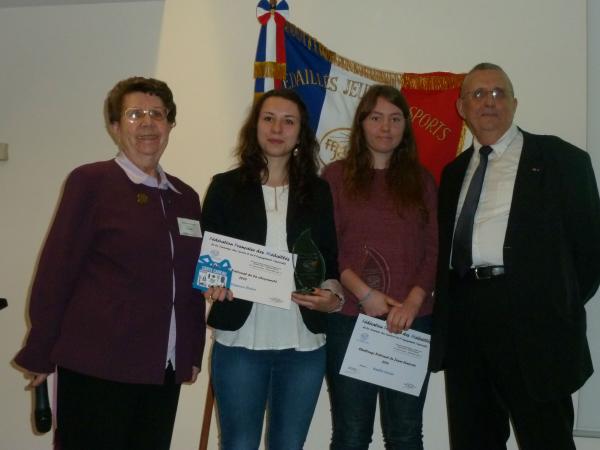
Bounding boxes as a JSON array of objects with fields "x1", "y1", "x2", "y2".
[
  {"x1": 123, "y1": 107, "x2": 169, "y2": 123},
  {"x1": 463, "y1": 88, "x2": 510, "y2": 101}
]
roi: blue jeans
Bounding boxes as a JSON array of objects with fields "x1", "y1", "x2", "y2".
[
  {"x1": 326, "y1": 314, "x2": 432, "y2": 450},
  {"x1": 211, "y1": 341, "x2": 326, "y2": 450}
]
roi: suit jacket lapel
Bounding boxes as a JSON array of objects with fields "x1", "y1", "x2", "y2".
[
  {"x1": 438, "y1": 147, "x2": 473, "y2": 270},
  {"x1": 441, "y1": 147, "x2": 473, "y2": 233},
  {"x1": 504, "y1": 130, "x2": 544, "y2": 257},
  {"x1": 286, "y1": 183, "x2": 305, "y2": 252},
  {"x1": 240, "y1": 179, "x2": 268, "y2": 245}
]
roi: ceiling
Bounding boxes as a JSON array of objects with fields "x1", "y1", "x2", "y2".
[{"x1": 0, "y1": 0, "x2": 159, "y2": 8}]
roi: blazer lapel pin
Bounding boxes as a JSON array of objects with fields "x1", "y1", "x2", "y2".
[{"x1": 136, "y1": 192, "x2": 149, "y2": 205}]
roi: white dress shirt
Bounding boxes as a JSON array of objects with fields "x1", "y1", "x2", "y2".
[{"x1": 454, "y1": 125, "x2": 523, "y2": 267}]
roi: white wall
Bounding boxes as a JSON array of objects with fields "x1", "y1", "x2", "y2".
[
  {"x1": 1, "y1": 0, "x2": 597, "y2": 449},
  {"x1": 0, "y1": 2, "x2": 165, "y2": 449},
  {"x1": 575, "y1": 0, "x2": 600, "y2": 437}
]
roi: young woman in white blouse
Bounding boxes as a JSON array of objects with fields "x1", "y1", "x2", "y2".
[{"x1": 201, "y1": 89, "x2": 343, "y2": 450}]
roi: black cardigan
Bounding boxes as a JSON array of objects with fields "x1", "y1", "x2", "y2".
[{"x1": 201, "y1": 167, "x2": 339, "y2": 334}]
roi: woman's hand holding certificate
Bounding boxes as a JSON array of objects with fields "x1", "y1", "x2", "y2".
[{"x1": 194, "y1": 232, "x2": 296, "y2": 309}]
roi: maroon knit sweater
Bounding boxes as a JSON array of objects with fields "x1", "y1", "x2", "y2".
[{"x1": 322, "y1": 160, "x2": 438, "y2": 317}]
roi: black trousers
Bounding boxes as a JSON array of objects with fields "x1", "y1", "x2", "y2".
[
  {"x1": 56, "y1": 364, "x2": 181, "y2": 450},
  {"x1": 444, "y1": 274, "x2": 575, "y2": 450}
]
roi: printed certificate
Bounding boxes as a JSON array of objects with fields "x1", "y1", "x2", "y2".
[
  {"x1": 194, "y1": 231, "x2": 295, "y2": 309},
  {"x1": 340, "y1": 314, "x2": 430, "y2": 396}
]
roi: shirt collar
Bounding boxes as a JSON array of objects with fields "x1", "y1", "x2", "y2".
[
  {"x1": 115, "y1": 152, "x2": 181, "y2": 194},
  {"x1": 473, "y1": 124, "x2": 519, "y2": 159}
]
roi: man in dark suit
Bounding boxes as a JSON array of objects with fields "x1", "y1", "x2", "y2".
[{"x1": 430, "y1": 62, "x2": 600, "y2": 450}]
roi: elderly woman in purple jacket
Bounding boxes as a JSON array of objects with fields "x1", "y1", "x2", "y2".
[{"x1": 14, "y1": 77, "x2": 205, "y2": 450}]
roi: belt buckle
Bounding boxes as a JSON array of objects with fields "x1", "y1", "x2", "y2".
[{"x1": 473, "y1": 267, "x2": 491, "y2": 280}]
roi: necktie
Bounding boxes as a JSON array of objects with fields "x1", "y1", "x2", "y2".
[{"x1": 451, "y1": 145, "x2": 493, "y2": 276}]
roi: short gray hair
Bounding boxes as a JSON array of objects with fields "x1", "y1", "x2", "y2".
[{"x1": 461, "y1": 62, "x2": 514, "y2": 97}]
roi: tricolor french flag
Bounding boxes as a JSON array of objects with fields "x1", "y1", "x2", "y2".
[
  {"x1": 254, "y1": 0, "x2": 466, "y2": 181},
  {"x1": 255, "y1": 0, "x2": 289, "y2": 92}
]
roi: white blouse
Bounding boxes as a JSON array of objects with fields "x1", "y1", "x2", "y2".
[{"x1": 213, "y1": 184, "x2": 326, "y2": 351}]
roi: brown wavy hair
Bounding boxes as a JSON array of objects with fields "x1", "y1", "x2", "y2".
[
  {"x1": 236, "y1": 89, "x2": 319, "y2": 205},
  {"x1": 343, "y1": 84, "x2": 427, "y2": 220}
]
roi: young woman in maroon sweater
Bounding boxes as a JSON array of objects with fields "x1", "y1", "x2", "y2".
[{"x1": 322, "y1": 84, "x2": 438, "y2": 450}]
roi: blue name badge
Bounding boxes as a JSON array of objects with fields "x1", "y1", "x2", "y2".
[{"x1": 193, "y1": 255, "x2": 233, "y2": 291}]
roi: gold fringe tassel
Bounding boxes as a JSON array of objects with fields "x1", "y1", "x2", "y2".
[
  {"x1": 282, "y1": 21, "x2": 468, "y2": 152},
  {"x1": 401, "y1": 72, "x2": 465, "y2": 91},
  {"x1": 254, "y1": 61, "x2": 287, "y2": 80},
  {"x1": 284, "y1": 22, "x2": 465, "y2": 91},
  {"x1": 456, "y1": 122, "x2": 468, "y2": 155},
  {"x1": 284, "y1": 22, "x2": 402, "y2": 86}
]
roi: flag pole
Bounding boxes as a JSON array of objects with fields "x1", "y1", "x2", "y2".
[
  {"x1": 198, "y1": 379, "x2": 214, "y2": 450},
  {"x1": 199, "y1": 3, "x2": 282, "y2": 449}
]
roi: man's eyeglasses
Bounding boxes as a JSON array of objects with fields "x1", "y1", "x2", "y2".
[
  {"x1": 123, "y1": 107, "x2": 169, "y2": 123},
  {"x1": 463, "y1": 88, "x2": 510, "y2": 101}
]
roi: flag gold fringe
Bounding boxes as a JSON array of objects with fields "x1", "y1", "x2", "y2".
[
  {"x1": 282, "y1": 21, "x2": 468, "y2": 153},
  {"x1": 284, "y1": 22, "x2": 465, "y2": 91},
  {"x1": 254, "y1": 61, "x2": 287, "y2": 80},
  {"x1": 284, "y1": 22, "x2": 402, "y2": 87},
  {"x1": 457, "y1": 122, "x2": 467, "y2": 155},
  {"x1": 402, "y1": 72, "x2": 465, "y2": 91}
]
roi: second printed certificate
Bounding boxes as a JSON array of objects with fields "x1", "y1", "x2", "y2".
[{"x1": 193, "y1": 231, "x2": 296, "y2": 309}]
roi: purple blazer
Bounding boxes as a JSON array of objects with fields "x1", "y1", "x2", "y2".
[{"x1": 15, "y1": 160, "x2": 206, "y2": 384}]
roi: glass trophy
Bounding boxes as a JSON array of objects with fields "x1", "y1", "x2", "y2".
[
  {"x1": 292, "y1": 229, "x2": 326, "y2": 293},
  {"x1": 359, "y1": 245, "x2": 391, "y2": 293}
]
